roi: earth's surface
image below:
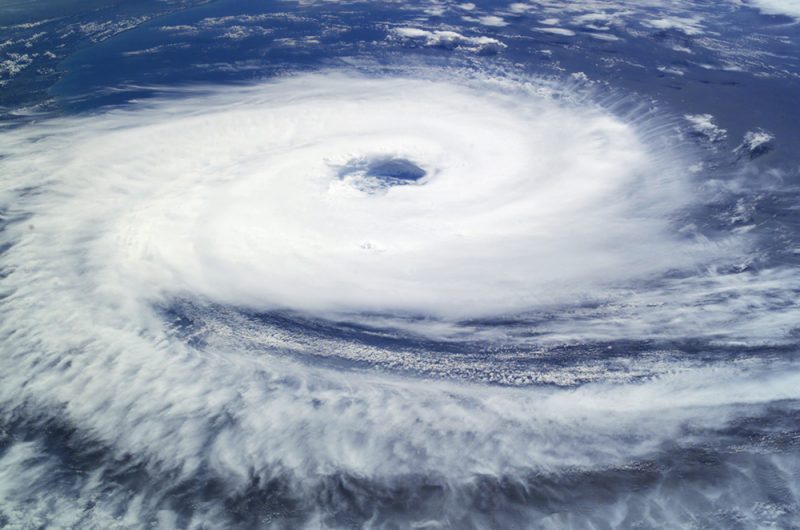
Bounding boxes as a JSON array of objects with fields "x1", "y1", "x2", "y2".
[{"x1": 1, "y1": 0, "x2": 800, "y2": 528}]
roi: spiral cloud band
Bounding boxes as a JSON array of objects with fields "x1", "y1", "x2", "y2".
[
  {"x1": 20, "y1": 73, "x2": 700, "y2": 318},
  {"x1": 1, "y1": 70, "x2": 799, "y2": 527}
]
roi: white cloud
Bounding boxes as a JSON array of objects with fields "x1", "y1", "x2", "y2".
[
  {"x1": 642, "y1": 15, "x2": 704, "y2": 35},
  {"x1": 392, "y1": 27, "x2": 506, "y2": 52},
  {"x1": 685, "y1": 113, "x2": 728, "y2": 142},
  {"x1": 478, "y1": 15, "x2": 509, "y2": 26},
  {"x1": 535, "y1": 26, "x2": 576, "y2": 36},
  {"x1": 1, "y1": 68, "x2": 798, "y2": 528},
  {"x1": 747, "y1": 0, "x2": 800, "y2": 19},
  {"x1": 735, "y1": 128, "x2": 775, "y2": 158}
]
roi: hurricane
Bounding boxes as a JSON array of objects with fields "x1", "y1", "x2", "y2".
[{"x1": 1, "y1": 0, "x2": 799, "y2": 528}]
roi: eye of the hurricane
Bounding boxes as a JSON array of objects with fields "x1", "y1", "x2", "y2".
[{"x1": 337, "y1": 156, "x2": 427, "y2": 194}]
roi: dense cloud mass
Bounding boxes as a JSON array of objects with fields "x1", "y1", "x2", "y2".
[
  {"x1": 1, "y1": 68, "x2": 799, "y2": 528},
  {"x1": 4, "y1": 74, "x2": 712, "y2": 317}
]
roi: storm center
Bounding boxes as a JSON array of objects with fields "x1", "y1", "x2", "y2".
[{"x1": 337, "y1": 156, "x2": 427, "y2": 194}]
